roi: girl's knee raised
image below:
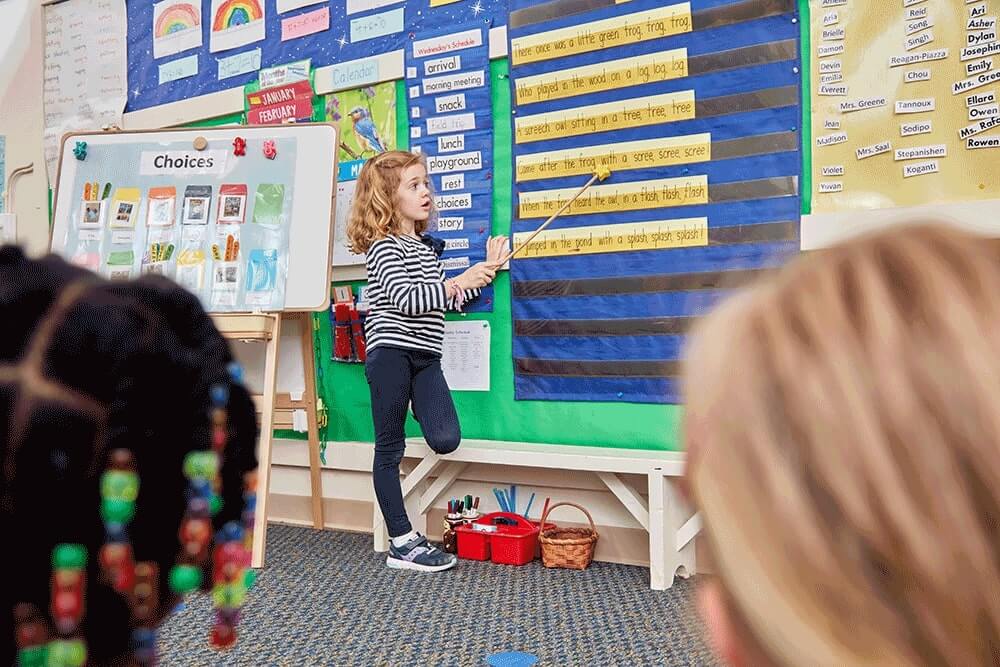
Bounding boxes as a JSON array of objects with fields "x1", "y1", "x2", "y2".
[{"x1": 427, "y1": 427, "x2": 460, "y2": 454}]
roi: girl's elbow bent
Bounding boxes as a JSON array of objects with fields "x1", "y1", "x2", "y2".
[{"x1": 394, "y1": 299, "x2": 422, "y2": 316}]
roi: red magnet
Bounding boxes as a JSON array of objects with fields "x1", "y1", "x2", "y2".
[
  {"x1": 263, "y1": 140, "x2": 277, "y2": 160},
  {"x1": 232, "y1": 137, "x2": 246, "y2": 156}
]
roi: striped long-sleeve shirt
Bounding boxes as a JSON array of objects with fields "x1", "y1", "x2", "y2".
[{"x1": 364, "y1": 234, "x2": 480, "y2": 355}]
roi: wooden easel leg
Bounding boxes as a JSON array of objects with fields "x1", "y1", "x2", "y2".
[
  {"x1": 299, "y1": 312, "x2": 325, "y2": 530},
  {"x1": 251, "y1": 314, "x2": 282, "y2": 568}
]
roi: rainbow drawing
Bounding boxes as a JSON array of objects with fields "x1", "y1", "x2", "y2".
[
  {"x1": 212, "y1": 0, "x2": 263, "y2": 30},
  {"x1": 154, "y1": 3, "x2": 200, "y2": 36}
]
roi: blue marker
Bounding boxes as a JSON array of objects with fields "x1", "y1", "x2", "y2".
[{"x1": 524, "y1": 493, "x2": 536, "y2": 519}]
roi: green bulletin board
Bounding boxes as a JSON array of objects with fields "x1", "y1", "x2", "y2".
[{"x1": 314, "y1": 60, "x2": 683, "y2": 451}]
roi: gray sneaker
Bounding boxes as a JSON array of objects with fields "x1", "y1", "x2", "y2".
[{"x1": 387, "y1": 534, "x2": 457, "y2": 572}]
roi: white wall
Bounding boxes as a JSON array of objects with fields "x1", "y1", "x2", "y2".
[
  {"x1": 0, "y1": 0, "x2": 51, "y2": 255},
  {"x1": 802, "y1": 200, "x2": 1000, "y2": 250}
]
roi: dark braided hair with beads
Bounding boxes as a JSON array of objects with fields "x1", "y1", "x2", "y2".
[{"x1": 0, "y1": 246, "x2": 258, "y2": 665}]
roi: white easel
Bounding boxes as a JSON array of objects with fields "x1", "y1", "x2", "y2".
[{"x1": 49, "y1": 124, "x2": 339, "y2": 567}]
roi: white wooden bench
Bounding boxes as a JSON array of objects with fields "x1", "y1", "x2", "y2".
[{"x1": 372, "y1": 438, "x2": 701, "y2": 590}]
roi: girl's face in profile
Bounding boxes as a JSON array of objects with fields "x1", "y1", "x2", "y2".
[{"x1": 396, "y1": 163, "x2": 432, "y2": 225}]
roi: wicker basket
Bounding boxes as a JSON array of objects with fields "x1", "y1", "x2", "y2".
[{"x1": 538, "y1": 502, "x2": 599, "y2": 570}]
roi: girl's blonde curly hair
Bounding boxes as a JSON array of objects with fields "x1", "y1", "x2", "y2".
[
  {"x1": 346, "y1": 150, "x2": 434, "y2": 254},
  {"x1": 684, "y1": 223, "x2": 1000, "y2": 667}
]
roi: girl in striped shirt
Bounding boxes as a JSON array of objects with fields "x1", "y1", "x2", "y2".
[{"x1": 347, "y1": 151, "x2": 507, "y2": 572}]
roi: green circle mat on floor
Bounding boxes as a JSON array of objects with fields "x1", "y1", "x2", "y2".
[{"x1": 486, "y1": 651, "x2": 538, "y2": 667}]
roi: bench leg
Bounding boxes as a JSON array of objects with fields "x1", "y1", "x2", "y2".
[
  {"x1": 648, "y1": 470, "x2": 668, "y2": 590},
  {"x1": 665, "y1": 479, "x2": 697, "y2": 581},
  {"x1": 675, "y1": 511, "x2": 701, "y2": 580},
  {"x1": 597, "y1": 472, "x2": 649, "y2": 530},
  {"x1": 420, "y1": 462, "x2": 468, "y2": 514},
  {"x1": 648, "y1": 470, "x2": 700, "y2": 590}
]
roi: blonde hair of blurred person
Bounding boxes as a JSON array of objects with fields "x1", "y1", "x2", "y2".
[{"x1": 683, "y1": 224, "x2": 1000, "y2": 667}]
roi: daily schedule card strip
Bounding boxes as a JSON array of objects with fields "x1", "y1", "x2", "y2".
[{"x1": 405, "y1": 19, "x2": 496, "y2": 312}]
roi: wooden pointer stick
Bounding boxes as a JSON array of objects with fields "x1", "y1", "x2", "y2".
[{"x1": 499, "y1": 168, "x2": 612, "y2": 265}]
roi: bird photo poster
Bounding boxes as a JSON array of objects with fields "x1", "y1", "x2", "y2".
[{"x1": 324, "y1": 81, "x2": 397, "y2": 181}]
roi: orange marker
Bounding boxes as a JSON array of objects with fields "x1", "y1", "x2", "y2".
[
  {"x1": 225, "y1": 235, "x2": 234, "y2": 261},
  {"x1": 84, "y1": 183, "x2": 92, "y2": 200}
]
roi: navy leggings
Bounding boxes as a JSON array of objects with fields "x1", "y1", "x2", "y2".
[{"x1": 365, "y1": 345, "x2": 460, "y2": 537}]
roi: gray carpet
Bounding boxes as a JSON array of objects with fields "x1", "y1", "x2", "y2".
[{"x1": 158, "y1": 524, "x2": 718, "y2": 666}]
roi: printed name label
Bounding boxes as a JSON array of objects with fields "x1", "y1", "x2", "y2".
[
  {"x1": 903, "y1": 160, "x2": 939, "y2": 177},
  {"x1": 894, "y1": 144, "x2": 946, "y2": 160},
  {"x1": 819, "y1": 84, "x2": 849, "y2": 96},
  {"x1": 889, "y1": 48, "x2": 948, "y2": 67},
  {"x1": 967, "y1": 58, "x2": 994, "y2": 76},
  {"x1": 817, "y1": 131, "x2": 849, "y2": 146},
  {"x1": 961, "y1": 40, "x2": 1000, "y2": 61},
  {"x1": 968, "y1": 135, "x2": 1000, "y2": 148},
  {"x1": 896, "y1": 98, "x2": 935, "y2": 113},
  {"x1": 959, "y1": 114, "x2": 1000, "y2": 138},
  {"x1": 905, "y1": 30, "x2": 934, "y2": 51},
  {"x1": 856, "y1": 141, "x2": 892, "y2": 160},
  {"x1": 953, "y1": 69, "x2": 1000, "y2": 95},
  {"x1": 840, "y1": 96, "x2": 887, "y2": 113},
  {"x1": 905, "y1": 18, "x2": 933, "y2": 35},
  {"x1": 967, "y1": 90, "x2": 997, "y2": 106},
  {"x1": 819, "y1": 43, "x2": 846, "y2": 58},
  {"x1": 905, "y1": 69, "x2": 932, "y2": 82},
  {"x1": 969, "y1": 103, "x2": 999, "y2": 119},
  {"x1": 901, "y1": 120, "x2": 933, "y2": 136}
]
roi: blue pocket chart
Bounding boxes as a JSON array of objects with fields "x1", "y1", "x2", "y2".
[{"x1": 507, "y1": 0, "x2": 803, "y2": 403}]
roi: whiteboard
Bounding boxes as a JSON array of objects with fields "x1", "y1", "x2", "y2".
[{"x1": 50, "y1": 124, "x2": 338, "y2": 312}]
